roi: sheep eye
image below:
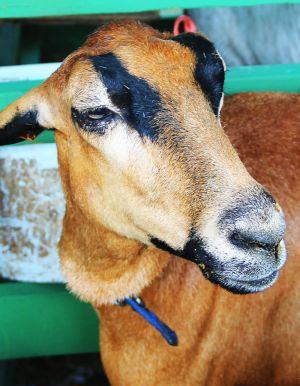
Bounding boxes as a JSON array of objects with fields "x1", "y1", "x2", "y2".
[
  {"x1": 88, "y1": 113, "x2": 106, "y2": 120},
  {"x1": 71, "y1": 107, "x2": 117, "y2": 134},
  {"x1": 86, "y1": 107, "x2": 115, "y2": 121}
]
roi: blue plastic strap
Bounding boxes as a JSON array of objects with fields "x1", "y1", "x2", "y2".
[{"x1": 123, "y1": 297, "x2": 178, "y2": 346}]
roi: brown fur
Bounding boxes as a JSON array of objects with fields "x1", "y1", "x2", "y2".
[{"x1": 0, "y1": 22, "x2": 299, "y2": 385}]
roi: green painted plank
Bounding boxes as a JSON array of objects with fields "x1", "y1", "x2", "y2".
[
  {"x1": 0, "y1": 283, "x2": 99, "y2": 360},
  {"x1": 0, "y1": 24, "x2": 20, "y2": 66},
  {"x1": 1, "y1": 0, "x2": 300, "y2": 19},
  {"x1": 0, "y1": 79, "x2": 41, "y2": 108},
  {"x1": 1, "y1": 63, "x2": 300, "y2": 145},
  {"x1": 225, "y1": 63, "x2": 300, "y2": 94}
]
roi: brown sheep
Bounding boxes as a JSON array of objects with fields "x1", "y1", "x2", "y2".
[{"x1": 0, "y1": 21, "x2": 298, "y2": 385}]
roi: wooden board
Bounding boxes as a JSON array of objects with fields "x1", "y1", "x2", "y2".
[{"x1": 1, "y1": 0, "x2": 300, "y2": 19}]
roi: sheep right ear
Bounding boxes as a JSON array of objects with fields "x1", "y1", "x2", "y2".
[{"x1": 0, "y1": 85, "x2": 54, "y2": 145}]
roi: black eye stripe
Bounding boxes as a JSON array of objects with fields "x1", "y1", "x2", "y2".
[{"x1": 90, "y1": 53, "x2": 163, "y2": 141}]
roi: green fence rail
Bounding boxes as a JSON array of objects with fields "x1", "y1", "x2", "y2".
[
  {"x1": 1, "y1": 0, "x2": 300, "y2": 19},
  {"x1": 0, "y1": 283, "x2": 99, "y2": 360}
]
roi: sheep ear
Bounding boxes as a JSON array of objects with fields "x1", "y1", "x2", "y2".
[{"x1": 0, "y1": 85, "x2": 53, "y2": 145}]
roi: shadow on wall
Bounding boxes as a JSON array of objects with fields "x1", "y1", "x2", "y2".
[{"x1": 188, "y1": 4, "x2": 300, "y2": 66}]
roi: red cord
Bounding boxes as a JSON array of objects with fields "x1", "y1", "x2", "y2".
[{"x1": 173, "y1": 15, "x2": 197, "y2": 36}]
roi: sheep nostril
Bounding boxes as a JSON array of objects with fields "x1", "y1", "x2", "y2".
[{"x1": 230, "y1": 232, "x2": 278, "y2": 253}]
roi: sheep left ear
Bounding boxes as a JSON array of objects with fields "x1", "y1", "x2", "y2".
[{"x1": 0, "y1": 85, "x2": 53, "y2": 145}]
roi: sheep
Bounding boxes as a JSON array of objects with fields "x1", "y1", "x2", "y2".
[{"x1": 1, "y1": 21, "x2": 298, "y2": 385}]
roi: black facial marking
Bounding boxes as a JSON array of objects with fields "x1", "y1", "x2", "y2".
[
  {"x1": 171, "y1": 33, "x2": 225, "y2": 116},
  {"x1": 150, "y1": 235, "x2": 278, "y2": 295},
  {"x1": 151, "y1": 233, "x2": 223, "y2": 272},
  {"x1": 0, "y1": 110, "x2": 44, "y2": 145},
  {"x1": 90, "y1": 53, "x2": 163, "y2": 141},
  {"x1": 150, "y1": 238, "x2": 181, "y2": 258}
]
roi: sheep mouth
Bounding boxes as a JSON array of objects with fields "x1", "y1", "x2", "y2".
[
  {"x1": 150, "y1": 235, "x2": 283, "y2": 294},
  {"x1": 196, "y1": 239, "x2": 286, "y2": 294},
  {"x1": 199, "y1": 265, "x2": 279, "y2": 294}
]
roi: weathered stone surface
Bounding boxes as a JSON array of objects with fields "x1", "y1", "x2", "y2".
[{"x1": 0, "y1": 144, "x2": 64, "y2": 282}]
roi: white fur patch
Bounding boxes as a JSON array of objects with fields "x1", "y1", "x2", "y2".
[{"x1": 37, "y1": 98, "x2": 56, "y2": 129}]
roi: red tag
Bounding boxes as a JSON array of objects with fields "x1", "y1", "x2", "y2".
[{"x1": 173, "y1": 15, "x2": 197, "y2": 36}]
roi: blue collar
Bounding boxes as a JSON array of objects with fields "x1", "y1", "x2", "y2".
[{"x1": 115, "y1": 296, "x2": 178, "y2": 346}]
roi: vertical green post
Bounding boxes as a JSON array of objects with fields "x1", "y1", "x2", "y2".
[{"x1": 0, "y1": 23, "x2": 20, "y2": 65}]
